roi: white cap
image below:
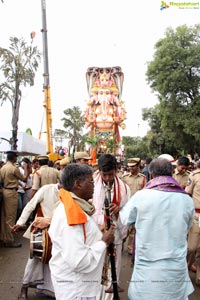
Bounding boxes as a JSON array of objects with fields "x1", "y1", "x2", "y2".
[{"x1": 158, "y1": 154, "x2": 176, "y2": 166}]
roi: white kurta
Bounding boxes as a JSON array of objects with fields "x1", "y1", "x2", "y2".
[
  {"x1": 16, "y1": 183, "x2": 59, "y2": 296},
  {"x1": 49, "y1": 201, "x2": 107, "y2": 300},
  {"x1": 120, "y1": 189, "x2": 194, "y2": 300},
  {"x1": 17, "y1": 183, "x2": 59, "y2": 236}
]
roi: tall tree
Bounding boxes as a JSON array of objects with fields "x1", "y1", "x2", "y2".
[
  {"x1": 61, "y1": 106, "x2": 85, "y2": 158},
  {"x1": 146, "y1": 24, "x2": 200, "y2": 155},
  {"x1": 122, "y1": 136, "x2": 150, "y2": 161},
  {"x1": 0, "y1": 37, "x2": 41, "y2": 149}
]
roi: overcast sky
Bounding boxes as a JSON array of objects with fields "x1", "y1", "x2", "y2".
[{"x1": 0, "y1": 0, "x2": 199, "y2": 142}]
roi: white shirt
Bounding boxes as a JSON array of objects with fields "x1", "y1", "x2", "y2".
[
  {"x1": 16, "y1": 183, "x2": 59, "y2": 238},
  {"x1": 49, "y1": 200, "x2": 107, "y2": 300}
]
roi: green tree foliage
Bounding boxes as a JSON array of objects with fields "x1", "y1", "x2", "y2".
[
  {"x1": 53, "y1": 128, "x2": 67, "y2": 146},
  {"x1": 122, "y1": 136, "x2": 150, "y2": 162},
  {"x1": 0, "y1": 37, "x2": 41, "y2": 149},
  {"x1": 61, "y1": 106, "x2": 85, "y2": 158},
  {"x1": 54, "y1": 128, "x2": 67, "y2": 140},
  {"x1": 142, "y1": 105, "x2": 174, "y2": 155},
  {"x1": 145, "y1": 24, "x2": 200, "y2": 156}
]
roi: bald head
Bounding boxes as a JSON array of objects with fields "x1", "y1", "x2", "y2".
[{"x1": 149, "y1": 158, "x2": 172, "y2": 178}]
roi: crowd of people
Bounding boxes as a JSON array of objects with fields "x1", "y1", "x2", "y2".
[{"x1": 0, "y1": 150, "x2": 200, "y2": 300}]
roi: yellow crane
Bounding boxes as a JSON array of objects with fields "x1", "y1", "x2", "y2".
[
  {"x1": 39, "y1": 0, "x2": 64, "y2": 161},
  {"x1": 40, "y1": 0, "x2": 53, "y2": 154}
]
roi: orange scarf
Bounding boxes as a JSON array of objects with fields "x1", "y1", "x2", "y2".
[{"x1": 59, "y1": 189, "x2": 87, "y2": 225}]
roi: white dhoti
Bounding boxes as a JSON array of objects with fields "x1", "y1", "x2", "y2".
[{"x1": 22, "y1": 257, "x2": 54, "y2": 297}]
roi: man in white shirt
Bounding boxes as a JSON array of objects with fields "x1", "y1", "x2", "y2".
[{"x1": 49, "y1": 163, "x2": 115, "y2": 300}]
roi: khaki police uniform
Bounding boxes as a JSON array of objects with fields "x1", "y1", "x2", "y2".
[
  {"x1": 58, "y1": 157, "x2": 70, "y2": 177},
  {"x1": 59, "y1": 157, "x2": 70, "y2": 167},
  {"x1": 32, "y1": 165, "x2": 60, "y2": 191},
  {"x1": 122, "y1": 173, "x2": 146, "y2": 197},
  {"x1": 29, "y1": 156, "x2": 60, "y2": 225},
  {"x1": 122, "y1": 158, "x2": 147, "y2": 256},
  {"x1": 173, "y1": 168, "x2": 191, "y2": 188},
  {"x1": 185, "y1": 169, "x2": 200, "y2": 285},
  {"x1": 0, "y1": 161, "x2": 26, "y2": 242}
]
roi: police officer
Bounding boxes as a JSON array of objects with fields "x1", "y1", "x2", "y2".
[
  {"x1": 59, "y1": 157, "x2": 70, "y2": 171},
  {"x1": 122, "y1": 158, "x2": 146, "y2": 256},
  {"x1": 30, "y1": 155, "x2": 60, "y2": 199},
  {"x1": 122, "y1": 158, "x2": 146, "y2": 197},
  {"x1": 185, "y1": 159, "x2": 200, "y2": 285},
  {"x1": 0, "y1": 150, "x2": 30, "y2": 247},
  {"x1": 74, "y1": 152, "x2": 91, "y2": 165},
  {"x1": 173, "y1": 156, "x2": 191, "y2": 188}
]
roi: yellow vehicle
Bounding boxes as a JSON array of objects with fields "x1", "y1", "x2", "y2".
[{"x1": 39, "y1": 0, "x2": 64, "y2": 162}]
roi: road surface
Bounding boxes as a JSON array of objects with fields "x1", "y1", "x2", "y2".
[{"x1": 0, "y1": 230, "x2": 199, "y2": 300}]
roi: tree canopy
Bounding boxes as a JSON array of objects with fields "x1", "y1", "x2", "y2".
[
  {"x1": 61, "y1": 106, "x2": 85, "y2": 158},
  {"x1": 144, "y1": 24, "x2": 200, "y2": 157},
  {"x1": 0, "y1": 36, "x2": 41, "y2": 149}
]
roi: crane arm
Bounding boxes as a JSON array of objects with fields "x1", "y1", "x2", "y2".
[{"x1": 41, "y1": 0, "x2": 53, "y2": 154}]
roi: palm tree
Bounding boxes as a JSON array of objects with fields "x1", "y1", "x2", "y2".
[
  {"x1": 0, "y1": 36, "x2": 41, "y2": 149},
  {"x1": 61, "y1": 106, "x2": 85, "y2": 159}
]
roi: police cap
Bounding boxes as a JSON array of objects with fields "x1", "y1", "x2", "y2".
[
  {"x1": 59, "y1": 157, "x2": 70, "y2": 166},
  {"x1": 6, "y1": 150, "x2": 18, "y2": 156},
  {"x1": 127, "y1": 157, "x2": 141, "y2": 167},
  {"x1": 37, "y1": 155, "x2": 49, "y2": 161},
  {"x1": 74, "y1": 152, "x2": 91, "y2": 160}
]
